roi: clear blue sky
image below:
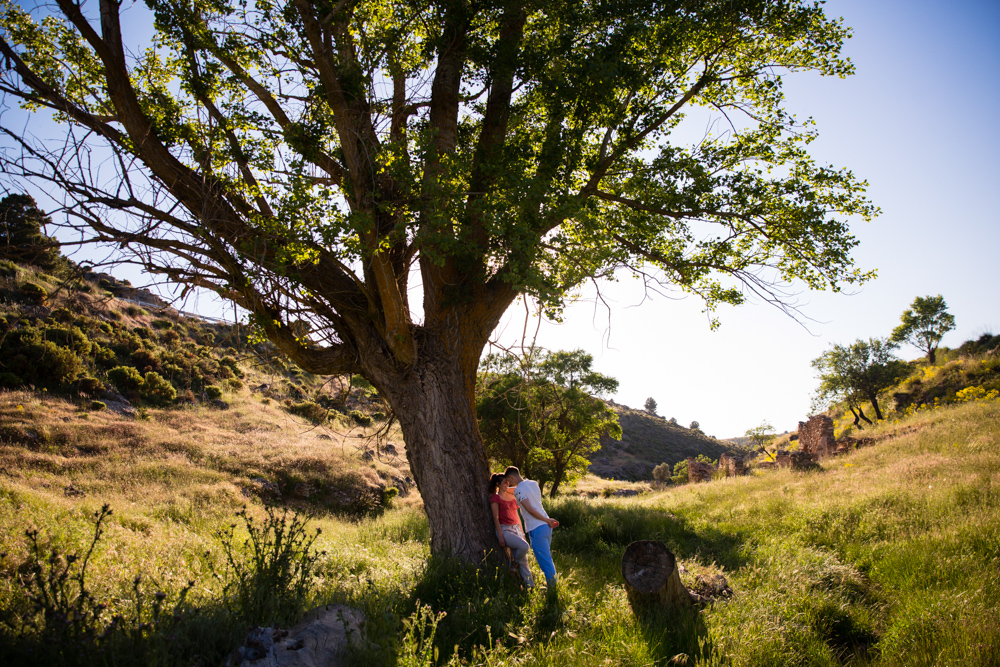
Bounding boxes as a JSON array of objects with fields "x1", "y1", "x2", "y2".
[{"x1": 494, "y1": 0, "x2": 1000, "y2": 437}]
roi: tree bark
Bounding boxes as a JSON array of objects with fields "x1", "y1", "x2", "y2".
[
  {"x1": 621, "y1": 541, "x2": 692, "y2": 612},
  {"x1": 379, "y1": 336, "x2": 496, "y2": 561}
]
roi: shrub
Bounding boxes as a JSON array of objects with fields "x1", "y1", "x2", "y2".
[
  {"x1": 3, "y1": 504, "x2": 201, "y2": 665},
  {"x1": 141, "y1": 371, "x2": 177, "y2": 405},
  {"x1": 20, "y1": 281, "x2": 48, "y2": 304},
  {"x1": 93, "y1": 344, "x2": 117, "y2": 367},
  {"x1": 0, "y1": 371, "x2": 23, "y2": 387},
  {"x1": 670, "y1": 459, "x2": 689, "y2": 484},
  {"x1": 217, "y1": 506, "x2": 323, "y2": 625},
  {"x1": 89, "y1": 400, "x2": 107, "y2": 411},
  {"x1": 0, "y1": 327, "x2": 84, "y2": 387},
  {"x1": 349, "y1": 409, "x2": 372, "y2": 426},
  {"x1": 124, "y1": 305, "x2": 142, "y2": 317},
  {"x1": 131, "y1": 347, "x2": 160, "y2": 372},
  {"x1": 107, "y1": 365, "x2": 144, "y2": 395},
  {"x1": 288, "y1": 400, "x2": 328, "y2": 423},
  {"x1": 151, "y1": 318, "x2": 173, "y2": 330},
  {"x1": 205, "y1": 385, "x2": 223, "y2": 400},
  {"x1": 161, "y1": 329, "x2": 181, "y2": 346},
  {"x1": 227, "y1": 377, "x2": 244, "y2": 391},
  {"x1": 76, "y1": 376, "x2": 104, "y2": 395},
  {"x1": 652, "y1": 462, "x2": 672, "y2": 482},
  {"x1": 0, "y1": 258, "x2": 19, "y2": 278},
  {"x1": 50, "y1": 307, "x2": 73, "y2": 322},
  {"x1": 43, "y1": 325, "x2": 92, "y2": 356}
]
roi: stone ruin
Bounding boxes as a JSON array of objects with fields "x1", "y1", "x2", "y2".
[
  {"x1": 774, "y1": 449, "x2": 818, "y2": 471},
  {"x1": 719, "y1": 453, "x2": 747, "y2": 477},
  {"x1": 686, "y1": 457, "x2": 715, "y2": 484},
  {"x1": 797, "y1": 415, "x2": 835, "y2": 458}
]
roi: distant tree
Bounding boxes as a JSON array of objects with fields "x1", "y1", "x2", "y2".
[
  {"x1": 0, "y1": 194, "x2": 63, "y2": 272},
  {"x1": 477, "y1": 349, "x2": 620, "y2": 496},
  {"x1": 644, "y1": 397, "x2": 658, "y2": 415},
  {"x1": 669, "y1": 417, "x2": 678, "y2": 425},
  {"x1": 670, "y1": 459, "x2": 689, "y2": 485},
  {"x1": 812, "y1": 338, "x2": 910, "y2": 424},
  {"x1": 652, "y1": 462, "x2": 672, "y2": 483},
  {"x1": 689, "y1": 420, "x2": 700, "y2": 430},
  {"x1": 745, "y1": 421, "x2": 776, "y2": 459},
  {"x1": 891, "y1": 295, "x2": 956, "y2": 365}
]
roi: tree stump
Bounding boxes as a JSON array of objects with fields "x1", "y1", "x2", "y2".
[{"x1": 621, "y1": 540, "x2": 692, "y2": 612}]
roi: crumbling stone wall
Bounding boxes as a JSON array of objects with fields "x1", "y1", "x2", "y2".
[
  {"x1": 775, "y1": 450, "x2": 791, "y2": 468},
  {"x1": 797, "y1": 415, "x2": 835, "y2": 458},
  {"x1": 719, "y1": 453, "x2": 747, "y2": 477},
  {"x1": 687, "y1": 457, "x2": 715, "y2": 483}
]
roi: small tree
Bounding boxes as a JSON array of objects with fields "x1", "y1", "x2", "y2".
[
  {"x1": 891, "y1": 295, "x2": 956, "y2": 365},
  {"x1": 644, "y1": 397, "x2": 658, "y2": 415},
  {"x1": 812, "y1": 338, "x2": 910, "y2": 423},
  {"x1": 670, "y1": 460, "x2": 689, "y2": 485},
  {"x1": 744, "y1": 420, "x2": 775, "y2": 459},
  {"x1": 652, "y1": 462, "x2": 672, "y2": 483},
  {"x1": 0, "y1": 194, "x2": 63, "y2": 272},
  {"x1": 689, "y1": 420, "x2": 700, "y2": 430}
]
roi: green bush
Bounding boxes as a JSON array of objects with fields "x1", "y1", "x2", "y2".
[
  {"x1": 92, "y1": 344, "x2": 117, "y2": 367},
  {"x1": 0, "y1": 327, "x2": 84, "y2": 388},
  {"x1": 227, "y1": 377, "x2": 244, "y2": 391},
  {"x1": 151, "y1": 318, "x2": 173, "y2": 330},
  {"x1": 89, "y1": 400, "x2": 107, "y2": 411},
  {"x1": 20, "y1": 281, "x2": 48, "y2": 304},
  {"x1": 76, "y1": 376, "x2": 104, "y2": 395},
  {"x1": 348, "y1": 409, "x2": 372, "y2": 427},
  {"x1": 107, "y1": 365, "x2": 144, "y2": 395},
  {"x1": 0, "y1": 258, "x2": 19, "y2": 278},
  {"x1": 43, "y1": 325, "x2": 92, "y2": 356},
  {"x1": 652, "y1": 462, "x2": 672, "y2": 482},
  {"x1": 204, "y1": 385, "x2": 223, "y2": 400},
  {"x1": 0, "y1": 371, "x2": 23, "y2": 387},
  {"x1": 141, "y1": 372, "x2": 177, "y2": 405},
  {"x1": 50, "y1": 307, "x2": 73, "y2": 322},
  {"x1": 288, "y1": 401, "x2": 328, "y2": 423}
]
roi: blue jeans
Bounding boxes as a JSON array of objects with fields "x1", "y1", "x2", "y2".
[{"x1": 527, "y1": 524, "x2": 557, "y2": 586}]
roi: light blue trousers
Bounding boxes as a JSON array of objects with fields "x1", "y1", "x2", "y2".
[{"x1": 528, "y1": 524, "x2": 557, "y2": 586}]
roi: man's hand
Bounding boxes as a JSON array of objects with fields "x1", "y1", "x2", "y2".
[{"x1": 547, "y1": 518, "x2": 559, "y2": 529}]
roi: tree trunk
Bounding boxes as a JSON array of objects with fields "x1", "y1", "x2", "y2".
[
  {"x1": 856, "y1": 406, "x2": 873, "y2": 425},
  {"x1": 621, "y1": 541, "x2": 692, "y2": 612},
  {"x1": 927, "y1": 347, "x2": 937, "y2": 365},
  {"x1": 381, "y1": 341, "x2": 496, "y2": 562}
]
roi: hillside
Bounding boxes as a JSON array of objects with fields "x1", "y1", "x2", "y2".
[
  {"x1": 2, "y1": 379, "x2": 998, "y2": 665},
  {"x1": 590, "y1": 403, "x2": 737, "y2": 479}
]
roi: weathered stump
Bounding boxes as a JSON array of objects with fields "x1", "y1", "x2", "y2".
[{"x1": 621, "y1": 540, "x2": 692, "y2": 612}]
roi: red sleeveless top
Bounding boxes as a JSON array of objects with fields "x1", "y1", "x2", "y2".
[{"x1": 490, "y1": 493, "x2": 519, "y2": 525}]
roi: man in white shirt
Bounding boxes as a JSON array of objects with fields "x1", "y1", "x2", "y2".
[{"x1": 504, "y1": 466, "x2": 559, "y2": 587}]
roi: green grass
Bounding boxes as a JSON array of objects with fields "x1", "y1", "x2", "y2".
[{"x1": 2, "y1": 393, "x2": 999, "y2": 665}]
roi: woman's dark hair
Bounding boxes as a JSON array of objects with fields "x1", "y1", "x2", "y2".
[{"x1": 488, "y1": 473, "x2": 505, "y2": 495}]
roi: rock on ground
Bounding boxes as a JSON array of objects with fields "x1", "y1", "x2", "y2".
[{"x1": 227, "y1": 604, "x2": 366, "y2": 667}]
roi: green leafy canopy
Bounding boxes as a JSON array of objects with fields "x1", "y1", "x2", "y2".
[{"x1": 0, "y1": 0, "x2": 876, "y2": 379}]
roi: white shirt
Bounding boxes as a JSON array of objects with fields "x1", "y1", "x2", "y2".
[{"x1": 512, "y1": 479, "x2": 550, "y2": 533}]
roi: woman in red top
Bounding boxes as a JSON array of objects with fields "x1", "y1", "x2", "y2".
[{"x1": 489, "y1": 473, "x2": 534, "y2": 588}]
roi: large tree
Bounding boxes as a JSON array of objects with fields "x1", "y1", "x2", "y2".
[
  {"x1": 891, "y1": 295, "x2": 955, "y2": 365},
  {"x1": 0, "y1": 0, "x2": 875, "y2": 560},
  {"x1": 811, "y1": 338, "x2": 909, "y2": 423}
]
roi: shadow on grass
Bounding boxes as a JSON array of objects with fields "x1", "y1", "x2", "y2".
[
  {"x1": 404, "y1": 554, "x2": 529, "y2": 663},
  {"x1": 633, "y1": 603, "x2": 713, "y2": 665},
  {"x1": 552, "y1": 499, "x2": 749, "y2": 571}
]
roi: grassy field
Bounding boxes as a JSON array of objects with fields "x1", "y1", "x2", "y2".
[{"x1": 1, "y1": 390, "x2": 998, "y2": 665}]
